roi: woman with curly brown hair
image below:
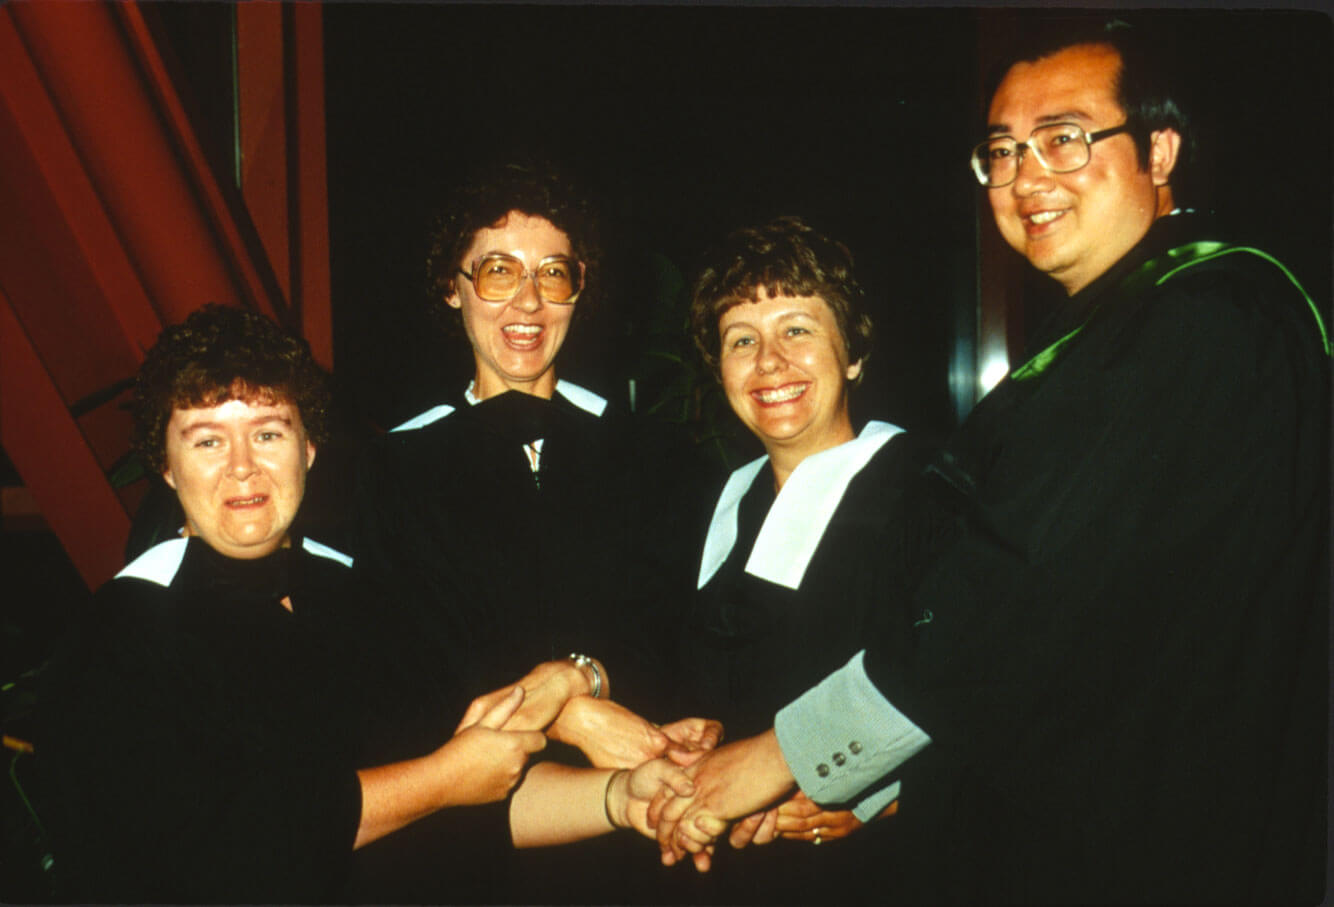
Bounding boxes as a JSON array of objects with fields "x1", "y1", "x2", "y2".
[
  {"x1": 355, "y1": 159, "x2": 710, "y2": 751},
  {"x1": 349, "y1": 160, "x2": 719, "y2": 902},
  {"x1": 34, "y1": 305, "x2": 695, "y2": 903}
]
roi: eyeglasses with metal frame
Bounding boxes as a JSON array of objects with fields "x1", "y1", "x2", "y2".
[
  {"x1": 970, "y1": 122, "x2": 1131, "y2": 188},
  {"x1": 458, "y1": 253, "x2": 584, "y2": 304}
]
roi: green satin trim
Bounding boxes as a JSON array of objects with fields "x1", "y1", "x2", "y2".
[
  {"x1": 1153, "y1": 242, "x2": 1330, "y2": 355},
  {"x1": 1011, "y1": 240, "x2": 1330, "y2": 383},
  {"x1": 1010, "y1": 324, "x2": 1085, "y2": 381}
]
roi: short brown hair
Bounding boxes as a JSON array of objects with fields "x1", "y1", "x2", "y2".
[
  {"x1": 424, "y1": 159, "x2": 601, "y2": 333},
  {"x1": 132, "y1": 304, "x2": 331, "y2": 474},
  {"x1": 690, "y1": 216, "x2": 874, "y2": 379}
]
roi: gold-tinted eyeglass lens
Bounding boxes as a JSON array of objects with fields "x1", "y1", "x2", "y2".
[{"x1": 467, "y1": 254, "x2": 582, "y2": 304}]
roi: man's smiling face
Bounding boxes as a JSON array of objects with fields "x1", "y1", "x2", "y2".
[{"x1": 986, "y1": 43, "x2": 1175, "y2": 295}]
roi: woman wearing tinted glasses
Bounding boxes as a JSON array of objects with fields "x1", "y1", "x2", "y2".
[
  {"x1": 34, "y1": 305, "x2": 698, "y2": 903},
  {"x1": 348, "y1": 160, "x2": 717, "y2": 902}
]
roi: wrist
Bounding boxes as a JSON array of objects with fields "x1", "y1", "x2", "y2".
[
  {"x1": 753, "y1": 729, "x2": 797, "y2": 801},
  {"x1": 603, "y1": 768, "x2": 629, "y2": 829},
  {"x1": 548, "y1": 693, "x2": 588, "y2": 745},
  {"x1": 428, "y1": 737, "x2": 472, "y2": 810},
  {"x1": 567, "y1": 653, "x2": 603, "y2": 699}
]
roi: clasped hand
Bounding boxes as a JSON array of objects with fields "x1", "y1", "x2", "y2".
[
  {"x1": 456, "y1": 660, "x2": 716, "y2": 767},
  {"x1": 641, "y1": 730, "x2": 881, "y2": 871},
  {"x1": 455, "y1": 664, "x2": 879, "y2": 868}
]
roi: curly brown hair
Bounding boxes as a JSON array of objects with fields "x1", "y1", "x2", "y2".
[
  {"x1": 424, "y1": 159, "x2": 602, "y2": 334},
  {"x1": 689, "y1": 216, "x2": 874, "y2": 381},
  {"x1": 132, "y1": 304, "x2": 332, "y2": 475}
]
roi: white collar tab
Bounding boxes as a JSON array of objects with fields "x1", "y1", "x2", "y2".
[
  {"x1": 115, "y1": 537, "x2": 190, "y2": 587},
  {"x1": 301, "y1": 536, "x2": 354, "y2": 568},
  {"x1": 460, "y1": 379, "x2": 607, "y2": 417},
  {"x1": 116, "y1": 536, "x2": 352, "y2": 588},
  {"x1": 555, "y1": 380, "x2": 607, "y2": 417},
  {"x1": 697, "y1": 421, "x2": 902, "y2": 590},
  {"x1": 389, "y1": 403, "x2": 457, "y2": 433}
]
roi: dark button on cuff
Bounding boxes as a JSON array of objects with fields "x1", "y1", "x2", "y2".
[
  {"x1": 848, "y1": 741, "x2": 862, "y2": 754},
  {"x1": 832, "y1": 752, "x2": 846, "y2": 766},
  {"x1": 816, "y1": 763, "x2": 830, "y2": 777}
]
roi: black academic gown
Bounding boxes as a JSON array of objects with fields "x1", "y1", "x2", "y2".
[
  {"x1": 35, "y1": 537, "x2": 368, "y2": 904},
  {"x1": 864, "y1": 215, "x2": 1330, "y2": 903},
  {"x1": 677, "y1": 425, "x2": 940, "y2": 905},
  {"x1": 354, "y1": 387, "x2": 705, "y2": 715},
  {"x1": 346, "y1": 386, "x2": 713, "y2": 904}
]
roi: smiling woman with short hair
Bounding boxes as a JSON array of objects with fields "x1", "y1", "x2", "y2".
[
  {"x1": 35, "y1": 304, "x2": 691, "y2": 903},
  {"x1": 673, "y1": 216, "x2": 947, "y2": 902}
]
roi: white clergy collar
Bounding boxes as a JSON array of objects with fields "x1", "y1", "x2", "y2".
[
  {"x1": 552, "y1": 380, "x2": 608, "y2": 417},
  {"x1": 697, "y1": 421, "x2": 903, "y2": 591},
  {"x1": 389, "y1": 379, "x2": 606, "y2": 433},
  {"x1": 116, "y1": 536, "x2": 352, "y2": 587},
  {"x1": 117, "y1": 537, "x2": 190, "y2": 586},
  {"x1": 465, "y1": 379, "x2": 607, "y2": 416},
  {"x1": 390, "y1": 403, "x2": 456, "y2": 433}
]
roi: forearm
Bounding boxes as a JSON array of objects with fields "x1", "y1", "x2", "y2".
[
  {"x1": 721, "y1": 729, "x2": 796, "y2": 815},
  {"x1": 355, "y1": 751, "x2": 454, "y2": 849},
  {"x1": 509, "y1": 762, "x2": 616, "y2": 848},
  {"x1": 358, "y1": 690, "x2": 547, "y2": 849}
]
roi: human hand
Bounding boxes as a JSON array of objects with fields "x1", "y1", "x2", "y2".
[
  {"x1": 735, "y1": 792, "x2": 898, "y2": 848},
  {"x1": 605, "y1": 758, "x2": 696, "y2": 838},
  {"x1": 455, "y1": 659, "x2": 593, "y2": 734},
  {"x1": 549, "y1": 696, "x2": 669, "y2": 769},
  {"x1": 773, "y1": 791, "x2": 862, "y2": 843},
  {"x1": 646, "y1": 729, "x2": 795, "y2": 869},
  {"x1": 658, "y1": 717, "x2": 724, "y2": 766},
  {"x1": 455, "y1": 683, "x2": 518, "y2": 732},
  {"x1": 440, "y1": 685, "x2": 547, "y2": 806},
  {"x1": 725, "y1": 808, "x2": 780, "y2": 850}
]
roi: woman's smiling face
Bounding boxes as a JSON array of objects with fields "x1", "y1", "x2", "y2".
[
  {"x1": 718, "y1": 288, "x2": 861, "y2": 465},
  {"x1": 162, "y1": 395, "x2": 315, "y2": 559},
  {"x1": 448, "y1": 211, "x2": 577, "y2": 400}
]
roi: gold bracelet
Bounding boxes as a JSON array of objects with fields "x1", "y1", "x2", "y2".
[{"x1": 603, "y1": 769, "x2": 627, "y2": 828}]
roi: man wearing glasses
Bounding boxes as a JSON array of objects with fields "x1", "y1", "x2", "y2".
[{"x1": 651, "y1": 20, "x2": 1329, "y2": 903}]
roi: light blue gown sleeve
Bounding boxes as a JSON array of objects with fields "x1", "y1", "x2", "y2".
[{"x1": 774, "y1": 650, "x2": 930, "y2": 821}]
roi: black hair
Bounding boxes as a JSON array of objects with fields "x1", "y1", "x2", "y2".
[{"x1": 983, "y1": 17, "x2": 1195, "y2": 180}]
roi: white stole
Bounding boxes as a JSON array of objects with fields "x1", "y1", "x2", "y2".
[{"x1": 697, "y1": 421, "x2": 903, "y2": 590}]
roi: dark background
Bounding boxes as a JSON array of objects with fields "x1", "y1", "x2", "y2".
[
  {"x1": 1, "y1": 5, "x2": 1330, "y2": 901},
  {"x1": 2, "y1": 3, "x2": 1327, "y2": 696},
  {"x1": 324, "y1": 5, "x2": 979, "y2": 442},
  {"x1": 321, "y1": 5, "x2": 1331, "y2": 443}
]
